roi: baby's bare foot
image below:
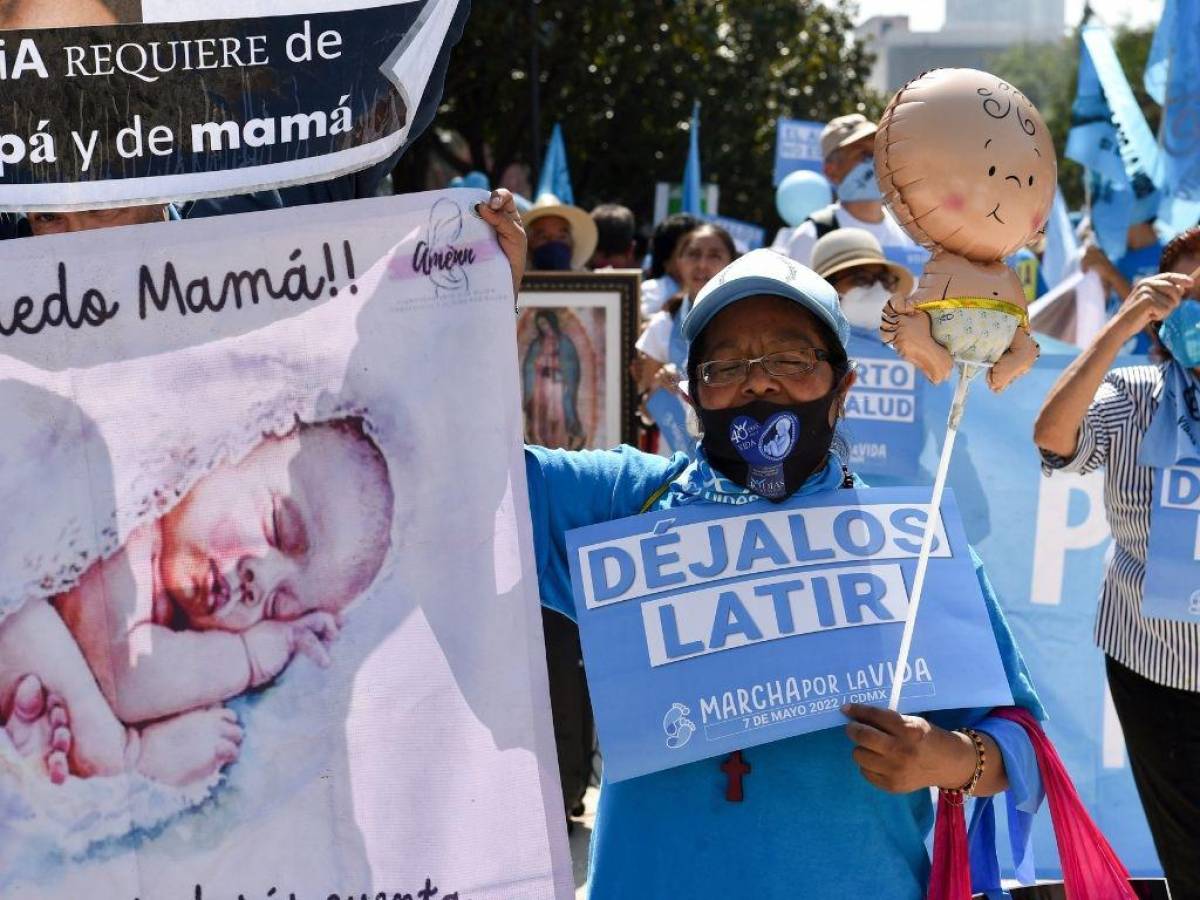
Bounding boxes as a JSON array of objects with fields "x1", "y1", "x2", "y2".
[
  {"x1": 2, "y1": 674, "x2": 72, "y2": 784},
  {"x1": 135, "y1": 706, "x2": 242, "y2": 787}
]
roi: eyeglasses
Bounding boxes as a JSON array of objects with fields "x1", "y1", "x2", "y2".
[{"x1": 698, "y1": 348, "x2": 830, "y2": 386}]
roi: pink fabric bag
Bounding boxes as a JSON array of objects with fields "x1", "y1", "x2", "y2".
[{"x1": 928, "y1": 707, "x2": 1138, "y2": 900}]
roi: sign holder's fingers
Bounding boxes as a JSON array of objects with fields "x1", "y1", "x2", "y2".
[{"x1": 845, "y1": 720, "x2": 896, "y2": 755}]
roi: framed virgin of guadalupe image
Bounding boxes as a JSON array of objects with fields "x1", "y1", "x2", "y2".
[{"x1": 516, "y1": 270, "x2": 641, "y2": 451}]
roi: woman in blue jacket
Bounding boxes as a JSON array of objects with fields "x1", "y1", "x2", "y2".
[{"x1": 480, "y1": 189, "x2": 1042, "y2": 898}]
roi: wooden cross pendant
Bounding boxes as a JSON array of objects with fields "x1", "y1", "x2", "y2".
[{"x1": 720, "y1": 750, "x2": 751, "y2": 802}]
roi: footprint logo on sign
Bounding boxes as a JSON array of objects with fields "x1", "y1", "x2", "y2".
[
  {"x1": 1188, "y1": 590, "x2": 1200, "y2": 616},
  {"x1": 663, "y1": 702, "x2": 695, "y2": 749}
]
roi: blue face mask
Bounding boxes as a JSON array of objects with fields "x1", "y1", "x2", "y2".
[
  {"x1": 531, "y1": 240, "x2": 573, "y2": 271},
  {"x1": 837, "y1": 157, "x2": 882, "y2": 203},
  {"x1": 1160, "y1": 301, "x2": 1200, "y2": 368}
]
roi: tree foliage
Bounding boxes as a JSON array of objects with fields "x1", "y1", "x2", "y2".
[
  {"x1": 394, "y1": 0, "x2": 881, "y2": 231},
  {"x1": 985, "y1": 24, "x2": 1158, "y2": 210}
]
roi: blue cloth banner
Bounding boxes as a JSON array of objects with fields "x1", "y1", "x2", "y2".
[
  {"x1": 566, "y1": 487, "x2": 1013, "y2": 782},
  {"x1": 536, "y1": 123, "x2": 575, "y2": 206},
  {"x1": 1144, "y1": 0, "x2": 1200, "y2": 237},
  {"x1": 1143, "y1": 462, "x2": 1200, "y2": 621},
  {"x1": 1068, "y1": 26, "x2": 1161, "y2": 260},
  {"x1": 705, "y1": 214, "x2": 765, "y2": 253},
  {"x1": 844, "y1": 330, "x2": 925, "y2": 481},
  {"x1": 773, "y1": 118, "x2": 825, "y2": 186},
  {"x1": 681, "y1": 102, "x2": 703, "y2": 216},
  {"x1": 919, "y1": 349, "x2": 1161, "y2": 877},
  {"x1": 646, "y1": 388, "x2": 698, "y2": 457}
]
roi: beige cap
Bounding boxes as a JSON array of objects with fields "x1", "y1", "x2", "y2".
[
  {"x1": 522, "y1": 194, "x2": 599, "y2": 270},
  {"x1": 820, "y1": 114, "x2": 878, "y2": 160},
  {"x1": 809, "y1": 227, "x2": 914, "y2": 296}
]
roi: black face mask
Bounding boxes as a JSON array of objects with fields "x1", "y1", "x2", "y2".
[{"x1": 697, "y1": 395, "x2": 837, "y2": 502}]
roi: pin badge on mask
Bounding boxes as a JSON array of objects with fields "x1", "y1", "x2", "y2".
[{"x1": 729, "y1": 411, "x2": 800, "y2": 500}]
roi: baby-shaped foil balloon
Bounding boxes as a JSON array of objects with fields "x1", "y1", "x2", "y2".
[{"x1": 877, "y1": 68, "x2": 1056, "y2": 390}]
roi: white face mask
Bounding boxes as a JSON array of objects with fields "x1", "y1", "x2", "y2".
[{"x1": 840, "y1": 283, "x2": 892, "y2": 332}]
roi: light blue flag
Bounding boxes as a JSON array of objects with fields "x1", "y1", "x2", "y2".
[
  {"x1": 681, "y1": 101, "x2": 702, "y2": 216},
  {"x1": 1067, "y1": 34, "x2": 1131, "y2": 260},
  {"x1": 536, "y1": 123, "x2": 574, "y2": 206},
  {"x1": 1143, "y1": 0, "x2": 1176, "y2": 104},
  {"x1": 1144, "y1": 0, "x2": 1200, "y2": 237},
  {"x1": 1041, "y1": 187, "x2": 1079, "y2": 289},
  {"x1": 1081, "y1": 26, "x2": 1160, "y2": 200},
  {"x1": 1067, "y1": 25, "x2": 1161, "y2": 260}
]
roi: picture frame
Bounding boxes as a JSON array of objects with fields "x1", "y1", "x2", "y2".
[{"x1": 517, "y1": 269, "x2": 641, "y2": 450}]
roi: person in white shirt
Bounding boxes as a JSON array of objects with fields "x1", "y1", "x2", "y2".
[{"x1": 785, "y1": 114, "x2": 915, "y2": 269}]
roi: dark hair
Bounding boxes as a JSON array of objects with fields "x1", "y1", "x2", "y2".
[
  {"x1": 1160, "y1": 226, "x2": 1200, "y2": 275},
  {"x1": 650, "y1": 213, "x2": 702, "y2": 279},
  {"x1": 591, "y1": 204, "x2": 636, "y2": 255}
]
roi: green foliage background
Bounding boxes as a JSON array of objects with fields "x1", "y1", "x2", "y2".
[
  {"x1": 394, "y1": 3, "x2": 1161, "y2": 229},
  {"x1": 394, "y1": 0, "x2": 882, "y2": 231}
]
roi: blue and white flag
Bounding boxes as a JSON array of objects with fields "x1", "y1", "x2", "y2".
[
  {"x1": 1068, "y1": 25, "x2": 1161, "y2": 260},
  {"x1": 1144, "y1": 0, "x2": 1200, "y2": 237},
  {"x1": 536, "y1": 122, "x2": 575, "y2": 206},
  {"x1": 681, "y1": 102, "x2": 703, "y2": 216},
  {"x1": 567, "y1": 487, "x2": 1012, "y2": 782}
]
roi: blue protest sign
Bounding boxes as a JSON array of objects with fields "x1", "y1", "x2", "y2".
[
  {"x1": 705, "y1": 214, "x2": 766, "y2": 253},
  {"x1": 773, "y1": 118, "x2": 825, "y2": 186},
  {"x1": 1143, "y1": 462, "x2": 1200, "y2": 621},
  {"x1": 844, "y1": 331, "x2": 925, "y2": 480},
  {"x1": 646, "y1": 388, "x2": 697, "y2": 457},
  {"x1": 567, "y1": 487, "x2": 1013, "y2": 782},
  {"x1": 883, "y1": 244, "x2": 931, "y2": 279}
]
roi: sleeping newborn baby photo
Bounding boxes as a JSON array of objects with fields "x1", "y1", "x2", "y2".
[{"x1": 0, "y1": 417, "x2": 394, "y2": 791}]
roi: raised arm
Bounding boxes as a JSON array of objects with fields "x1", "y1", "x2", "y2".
[
  {"x1": 476, "y1": 188, "x2": 527, "y2": 297},
  {"x1": 1033, "y1": 273, "x2": 1191, "y2": 458}
]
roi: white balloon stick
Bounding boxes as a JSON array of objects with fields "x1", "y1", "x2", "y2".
[{"x1": 888, "y1": 362, "x2": 974, "y2": 711}]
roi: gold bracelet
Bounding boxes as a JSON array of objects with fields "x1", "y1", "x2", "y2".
[{"x1": 948, "y1": 728, "x2": 987, "y2": 798}]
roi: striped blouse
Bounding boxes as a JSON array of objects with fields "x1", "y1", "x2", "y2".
[{"x1": 1041, "y1": 364, "x2": 1200, "y2": 691}]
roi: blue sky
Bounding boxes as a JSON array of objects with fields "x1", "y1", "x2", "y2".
[{"x1": 850, "y1": 0, "x2": 1162, "y2": 30}]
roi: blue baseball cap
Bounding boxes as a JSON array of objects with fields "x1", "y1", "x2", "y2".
[{"x1": 682, "y1": 248, "x2": 850, "y2": 351}]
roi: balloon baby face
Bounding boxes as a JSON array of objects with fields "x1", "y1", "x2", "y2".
[{"x1": 876, "y1": 69, "x2": 1056, "y2": 261}]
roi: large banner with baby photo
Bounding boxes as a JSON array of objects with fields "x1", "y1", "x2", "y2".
[{"x1": 0, "y1": 189, "x2": 573, "y2": 899}]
